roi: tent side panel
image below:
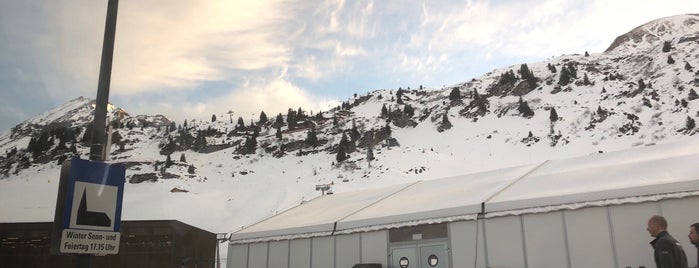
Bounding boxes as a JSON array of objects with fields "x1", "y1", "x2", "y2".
[
  {"x1": 312, "y1": 236, "x2": 335, "y2": 268},
  {"x1": 289, "y1": 238, "x2": 311, "y2": 268},
  {"x1": 228, "y1": 244, "x2": 249, "y2": 268},
  {"x1": 268, "y1": 240, "x2": 289, "y2": 268},
  {"x1": 249, "y1": 242, "x2": 269, "y2": 268},
  {"x1": 336, "y1": 233, "x2": 360, "y2": 268},
  {"x1": 361, "y1": 230, "x2": 388, "y2": 266},
  {"x1": 522, "y1": 211, "x2": 568, "y2": 268},
  {"x1": 565, "y1": 206, "x2": 614, "y2": 268},
  {"x1": 660, "y1": 196, "x2": 699, "y2": 268},
  {"x1": 448, "y1": 220, "x2": 479, "y2": 268},
  {"x1": 610, "y1": 202, "x2": 659, "y2": 268},
  {"x1": 477, "y1": 220, "x2": 487, "y2": 268},
  {"x1": 484, "y1": 215, "x2": 525, "y2": 268}
]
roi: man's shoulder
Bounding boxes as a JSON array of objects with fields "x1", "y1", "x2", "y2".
[{"x1": 655, "y1": 233, "x2": 681, "y2": 248}]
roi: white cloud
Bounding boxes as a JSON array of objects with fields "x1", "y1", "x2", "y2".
[
  {"x1": 124, "y1": 78, "x2": 339, "y2": 125},
  {"x1": 109, "y1": 0, "x2": 292, "y2": 95},
  {"x1": 228, "y1": 79, "x2": 339, "y2": 114}
]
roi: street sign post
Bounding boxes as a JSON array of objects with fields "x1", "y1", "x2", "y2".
[{"x1": 51, "y1": 158, "x2": 125, "y2": 255}]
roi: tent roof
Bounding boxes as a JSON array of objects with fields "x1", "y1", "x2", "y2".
[
  {"x1": 336, "y1": 164, "x2": 539, "y2": 231},
  {"x1": 230, "y1": 183, "x2": 410, "y2": 241},
  {"x1": 230, "y1": 138, "x2": 699, "y2": 242},
  {"x1": 485, "y1": 139, "x2": 699, "y2": 212}
]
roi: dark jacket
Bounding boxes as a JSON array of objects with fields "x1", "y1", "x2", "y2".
[{"x1": 650, "y1": 231, "x2": 688, "y2": 268}]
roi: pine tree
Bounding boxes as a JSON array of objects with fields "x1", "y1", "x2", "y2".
[
  {"x1": 351, "y1": 120, "x2": 360, "y2": 142},
  {"x1": 237, "y1": 116, "x2": 245, "y2": 128},
  {"x1": 165, "y1": 154, "x2": 173, "y2": 168},
  {"x1": 667, "y1": 55, "x2": 675, "y2": 64},
  {"x1": 497, "y1": 70, "x2": 517, "y2": 86},
  {"x1": 583, "y1": 73, "x2": 591, "y2": 86},
  {"x1": 381, "y1": 104, "x2": 388, "y2": 118},
  {"x1": 689, "y1": 89, "x2": 699, "y2": 101},
  {"x1": 273, "y1": 113, "x2": 284, "y2": 128},
  {"x1": 584, "y1": 51, "x2": 590, "y2": 57},
  {"x1": 547, "y1": 63, "x2": 557, "y2": 73},
  {"x1": 336, "y1": 133, "x2": 349, "y2": 162},
  {"x1": 259, "y1": 111, "x2": 268, "y2": 125},
  {"x1": 305, "y1": 127, "x2": 318, "y2": 147},
  {"x1": 336, "y1": 145, "x2": 347, "y2": 162},
  {"x1": 211, "y1": 114, "x2": 217, "y2": 122},
  {"x1": 243, "y1": 136, "x2": 257, "y2": 154},
  {"x1": 396, "y1": 89, "x2": 404, "y2": 104},
  {"x1": 449, "y1": 88, "x2": 461, "y2": 101},
  {"x1": 558, "y1": 68, "x2": 571, "y2": 86},
  {"x1": 180, "y1": 153, "x2": 186, "y2": 163},
  {"x1": 404, "y1": 104, "x2": 415, "y2": 117},
  {"x1": 519, "y1": 64, "x2": 534, "y2": 81},
  {"x1": 686, "y1": 116, "x2": 696, "y2": 131},
  {"x1": 518, "y1": 97, "x2": 535, "y2": 118},
  {"x1": 275, "y1": 126, "x2": 282, "y2": 139},
  {"x1": 287, "y1": 108, "x2": 297, "y2": 129},
  {"x1": 192, "y1": 132, "x2": 202, "y2": 151},
  {"x1": 567, "y1": 62, "x2": 577, "y2": 79},
  {"x1": 296, "y1": 107, "x2": 305, "y2": 121},
  {"x1": 550, "y1": 107, "x2": 559, "y2": 122},
  {"x1": 686, "y1": 62, "x2": 694, "y2": 71},
  {"x1": 662, "y1": 41, "x2": 672, "y2": 53},
  {"x1": 188, "y1": 164, "x2": 196, "y2": 174},
  {"x1": 442, "y1": 113, "x2": 451, "y2": 125}
]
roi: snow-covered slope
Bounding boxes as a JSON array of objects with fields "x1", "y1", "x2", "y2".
[{"x1": 1, "y1": 14, "x2": 698, "y2": 236}]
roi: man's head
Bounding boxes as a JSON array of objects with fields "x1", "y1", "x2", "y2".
[
  {"x1": 647, "y1": 215, "x2": 668, "y2": 237},
  {"x1": 689, "y1": 223, "x2": 699, "y2": 244}
]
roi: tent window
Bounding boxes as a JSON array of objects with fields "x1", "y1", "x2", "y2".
[
  {"x1": 399, "y1": 257, "x2": 409, "y2": 268},
  {"x1": 428, "y1": 254, "x2": 438, "y2": 266},
  {"x1": 389, "y1": 223, "x2": 448, "y2": 243}
]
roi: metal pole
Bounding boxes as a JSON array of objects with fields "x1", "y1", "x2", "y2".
[
  {"x1": 89, "y1": 0, "x2": 119, "y2": 162},
  {"x1": 81, "y1": 0, "x2": 119, "y2": 267},
  {"x1": 216, "y1": 237, "x2": 221, "y2": 268}
]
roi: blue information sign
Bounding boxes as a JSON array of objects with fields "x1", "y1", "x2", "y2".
[
  {"x1": 61, "y1": 158, "x2": 125, "y2": 232},
  {"x1": 51, "y1": 158, "x2": 126, "y2": 255}
]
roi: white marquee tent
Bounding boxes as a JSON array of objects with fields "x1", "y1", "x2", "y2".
[{"x1": 228, "y1": 138, "x2": 699, "y2": 268}]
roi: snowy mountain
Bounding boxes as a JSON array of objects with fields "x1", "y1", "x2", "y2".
[{"x1": 1, "y1": 14, "x2": 698, "y2": 235}]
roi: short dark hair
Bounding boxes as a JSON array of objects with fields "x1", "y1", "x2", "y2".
[
  {"x1": 649, "y1": 215, "x2": 668, "y2": 229},
  {"x1": 691, "y1": 223, "x2": 699, "y2": 232}
]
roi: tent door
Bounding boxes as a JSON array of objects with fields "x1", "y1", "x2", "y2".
[
  {"x1": 419, "y1": 243, "x2": 448, "y2": 268},
  {"x1": 390, "y1": 245, "x2": 417, "y2": 268},
  {"x1": 390, "y1": 242, "x2": 448, "y2": 268}
]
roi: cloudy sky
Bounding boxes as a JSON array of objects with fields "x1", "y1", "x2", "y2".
[{"x1": 0, "y1": 0, "x2": 696, "y2": 133}]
